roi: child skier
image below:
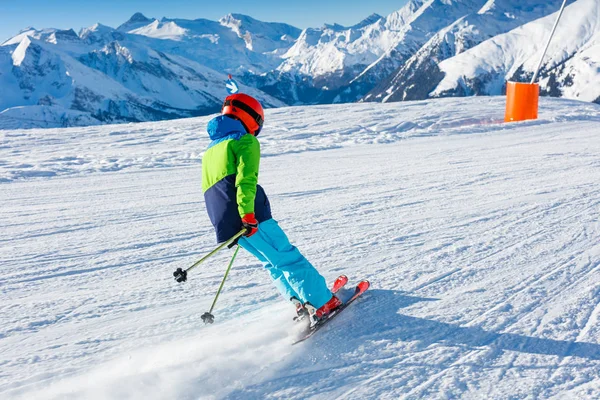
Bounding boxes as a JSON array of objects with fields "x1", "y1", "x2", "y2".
[{"x1": 201, "y1": 93, "x2": 341, "y2": 321}]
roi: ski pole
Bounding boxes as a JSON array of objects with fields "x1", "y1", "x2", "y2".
[
  {"x1": 173, "y1": 228, "x2": 246, "y2": 283},
  {"x1": 201, "y1": 244, "x2": 240, "y2": 324}
]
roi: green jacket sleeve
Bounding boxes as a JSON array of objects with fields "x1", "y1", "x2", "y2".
[{"x1": 234, "y1": 134, "x2": 260, "y2": 217}]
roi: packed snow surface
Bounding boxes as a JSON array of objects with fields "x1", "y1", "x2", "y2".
[{"x1": 1, "y1": 97, "x2": 600, "y2": 399}]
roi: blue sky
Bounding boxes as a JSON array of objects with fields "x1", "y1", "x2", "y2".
[{"x1": 0, "y1": 0, "x2": 409, "y2": 42}]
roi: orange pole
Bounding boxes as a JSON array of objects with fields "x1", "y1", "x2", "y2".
[{"x1": 504, "y1": 81, "x2": 539, "y2": 122}]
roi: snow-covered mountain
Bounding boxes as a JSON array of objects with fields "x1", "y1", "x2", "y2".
[
  {"x1": 430, "y1": 0, "x2": 600, "y2": 103},
  {"x1": 365, "y1": 0, "x2": 600, "y2": 104},
  {"x1": 247, "y1": 0, "x2": 495, "y2": 104},
  {"x1": 1, "y1": 1, "x2": 599, "y2": 129},
  {"x1": 0, "y1": 14, "x2": 293, "y2": 128}
]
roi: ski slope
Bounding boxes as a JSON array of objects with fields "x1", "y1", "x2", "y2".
[{"x1": 1, "y1": 96, "x2": 600, "y2": 399}]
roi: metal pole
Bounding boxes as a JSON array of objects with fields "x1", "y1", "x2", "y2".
[
  {"x1": 531, "y1": 0, "x2": 569, "y2": 84},
  {"x1": 201, "y1": 245, "x2": 241, "y2": 324},
  {"x1": 208, "y1": 245, "x2": 240, "y2": 314},
  {"x1": 173, "y1": 228, "x2": 246, "y2": 282}
]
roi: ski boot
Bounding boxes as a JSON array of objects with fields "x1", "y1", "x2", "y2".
[
  {"x1": 306, "y1": 295, "x2": 343, "y2": 326},
  {"x1": 292, "y1": 275, "x2": 347, "y2": 323}
]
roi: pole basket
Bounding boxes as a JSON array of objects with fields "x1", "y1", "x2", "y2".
[
  {"x1": 201, "y1": 312, "x2": 215, "y2": 324},
  {"x1": 505, "y1": 81, "x2": 539, "y2": 122},
  {"x1": 173, "y1": 268, "x2": 188, "y2": 283}
]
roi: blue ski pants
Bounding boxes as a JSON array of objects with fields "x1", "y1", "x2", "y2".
[{"x1": 238, "y1": 219, "x2": 332, "y2": 309}]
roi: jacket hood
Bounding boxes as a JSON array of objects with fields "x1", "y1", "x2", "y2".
[{"x1": 207, "y1": 115, "x2": 248, "y2": 141}]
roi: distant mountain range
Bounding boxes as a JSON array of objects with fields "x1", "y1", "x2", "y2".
[{"x1": 1, "y1": 0, "x2": 598, "y2": 129}]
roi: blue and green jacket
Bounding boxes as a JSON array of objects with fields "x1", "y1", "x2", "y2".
[{"x1": 202, "y1": 115, "x2": 272, "y2": 242}]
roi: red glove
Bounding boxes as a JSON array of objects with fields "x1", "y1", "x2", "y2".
[{"x1": 241, "y1": 213, "x2": 258, "y2": 237}]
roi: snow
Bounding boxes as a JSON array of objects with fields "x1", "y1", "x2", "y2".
[
  {"x1": 129, "y1": 20, "x2": 188, "y2": 41},
  {"x1": 1, "y1": 28, "x2": 61, "y2": 47},
  {"x1": 11, "y1": 36, "x2": 31, "y2": 66},
  {"x1": 0, "y1": 105, "x2": 102, "y2": 130},
  {"x1": 1, "y1": 96, "x2": 600, "y2": 399},
  {"x1": 218, "y1": 14, "x2": 301, "y2": 54}
]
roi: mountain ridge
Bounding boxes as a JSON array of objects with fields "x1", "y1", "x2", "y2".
[{"x1": 1, "y1": 1, "x2": 598, "y2": 129}]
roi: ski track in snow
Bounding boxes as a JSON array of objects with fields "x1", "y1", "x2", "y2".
[{"x1": 1, "y1": 96, "x2": 600, "y2": 399}]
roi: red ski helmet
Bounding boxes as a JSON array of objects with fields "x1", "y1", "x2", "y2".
[{"x1": 222, "y1": 93, "x2": 264, "y2": 135}]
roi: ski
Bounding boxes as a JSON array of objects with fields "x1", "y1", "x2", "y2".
[
  {"x1": 331, "y1": 274, "x2": 349, "y2": 294},
  {"x1": 293, "y1": 275, "x2": 348, "y2": 322},
  {"x1": 293, "y1": 280, "x2": 370, "y2": 345}
]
